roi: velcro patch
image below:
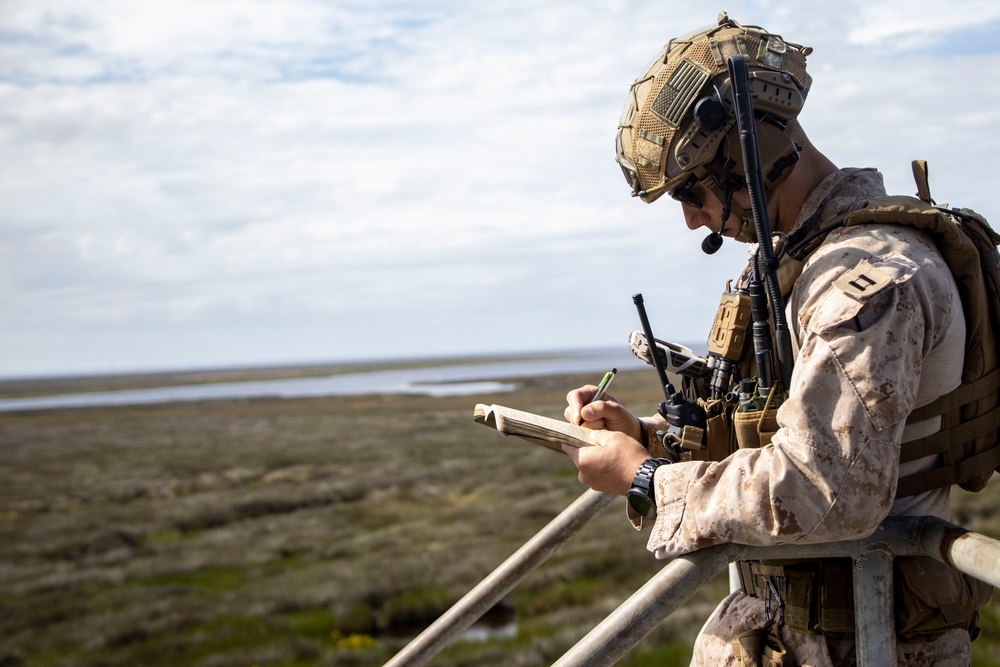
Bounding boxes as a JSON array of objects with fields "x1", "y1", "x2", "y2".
[
  {"x1": 635, "y1": 131, "x2": 663, "y2": 168},
  {"x1": 832, "y1": 259, "x2": 894, "y2": 300},
  {"x1": 651, "y1": 58, "x2": 710, "y2": 128}
]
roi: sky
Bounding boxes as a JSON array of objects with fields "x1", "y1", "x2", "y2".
[{"x1": 3, "y1": 0, "x2": 1000, "y2": 377}]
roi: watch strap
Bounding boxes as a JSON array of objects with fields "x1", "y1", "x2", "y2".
[{"x1": 627, "y1": 457, "x2": 670, "y2": 518}]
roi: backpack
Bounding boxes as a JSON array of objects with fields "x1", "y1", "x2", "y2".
[{"x1": 839, "y1": 161, "x2": 1000, "y2": 495}]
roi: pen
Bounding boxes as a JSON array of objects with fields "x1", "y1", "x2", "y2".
[{"x1": 578, "y1": 368, "x2": 617, "y2": 425}]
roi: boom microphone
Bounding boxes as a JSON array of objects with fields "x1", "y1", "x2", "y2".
[
  {"x1": 701, "y1": 215, "x2": 728, "y2": 254},
  {"x1": 702, "y1": 231, "x2": 724, "y2": 254}
]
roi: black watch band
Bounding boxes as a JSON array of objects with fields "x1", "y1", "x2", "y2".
[{"x1": 626, "y1": 457, "x2": 670, "y2": 519}]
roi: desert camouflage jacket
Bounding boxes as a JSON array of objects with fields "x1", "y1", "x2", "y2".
[{"x1": 639, "y1": 167, "x2": 966, "y2": 559}]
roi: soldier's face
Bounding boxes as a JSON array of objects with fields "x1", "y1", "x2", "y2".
[{"x1": 679, "y1": 183, "x2": 738, "y2": 238}]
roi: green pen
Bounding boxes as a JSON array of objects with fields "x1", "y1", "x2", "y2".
[{"x1": 578, "y1": 368, "x2": 617, "y2": 425}]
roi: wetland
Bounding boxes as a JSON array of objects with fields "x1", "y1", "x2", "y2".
[{"x1": 0, "y1": 364, "x2": 997, "y2": 666}]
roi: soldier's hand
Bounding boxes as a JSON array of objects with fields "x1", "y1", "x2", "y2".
[
  {"x1": 562, "y1": 430, "x2": 649, "y2": 495},
  {"x1": 565, "y1": 385, "x2": 643, "y2": 442}
]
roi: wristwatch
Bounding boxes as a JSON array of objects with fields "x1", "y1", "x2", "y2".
[{"x1": 626, "y1": 458, "x2": 671, "y2": 519}]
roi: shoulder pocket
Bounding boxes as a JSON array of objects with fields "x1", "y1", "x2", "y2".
[{"x1": 802, "y1": 255, "x2": 918, "y2": 335}]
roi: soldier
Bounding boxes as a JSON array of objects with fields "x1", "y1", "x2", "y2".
[{"x1": 563, "y1": 14, "x2": 992, "y2": 666}]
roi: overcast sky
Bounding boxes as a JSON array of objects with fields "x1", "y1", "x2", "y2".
[{"x1": 3, "y1": 1, "x2": 1000, "y2": 377}]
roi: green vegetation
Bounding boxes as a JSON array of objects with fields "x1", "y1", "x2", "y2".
[{"x1": 0, "y1": 366, "x2": 997, "y2": 666}]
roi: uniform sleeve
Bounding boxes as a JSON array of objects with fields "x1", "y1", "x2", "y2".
[{"x1": 644, "y1": 242, "x2": 957, "y2": 559}]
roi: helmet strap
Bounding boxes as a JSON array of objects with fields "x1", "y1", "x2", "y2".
[
  {"x1": 704, "y1": 161, "x2": 757, "y2": 243},
  {"x1": 719, "y1": 178, "x2": 739, "y2": 228}
]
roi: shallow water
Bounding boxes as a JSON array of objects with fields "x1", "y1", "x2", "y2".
[{"x1": 0, "y1": 350, "x2": 646, "y2": 412}]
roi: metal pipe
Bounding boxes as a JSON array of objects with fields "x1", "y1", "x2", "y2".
[
  {"x1": 917, "y1": 516, "x2": 1000, "y2": 587},
  {"x1": 552, "y1": 544, "x2": 732, "y2": 667},
  {"x1": 382, "y1": 489, "x2": 615, "y2": 667},
  {"x1": 853, "y1": 548, "x2": 897, "y2": 666},
  {"x1": 555, "y1": 517, "x2": 1000, "y2": 667},
  {"x1": 385, "y1": 508, "x2": 1000, "y2": 667}
]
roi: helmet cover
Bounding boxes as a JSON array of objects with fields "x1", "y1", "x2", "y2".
[{"x1": 616, "y1": 13, "x2": 813, "y2": 205}]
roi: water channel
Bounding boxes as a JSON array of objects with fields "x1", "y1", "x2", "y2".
[{"x1": 0, "y1": 349, "x2": 647, "y2": 412}]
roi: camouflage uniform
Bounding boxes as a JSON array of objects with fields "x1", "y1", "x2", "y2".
[{"x1": 638, "y1": 167, "x2": 971, "y2": 665}]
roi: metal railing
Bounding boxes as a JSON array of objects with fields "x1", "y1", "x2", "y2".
[
  {"x1": 383, "y1": 490, "x2": 614, "y2": 667},
  {"x1": 384, "y1": 490, "x2": 1000, "y2": 667}
]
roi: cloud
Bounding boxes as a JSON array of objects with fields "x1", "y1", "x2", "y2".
[
  {"x1": 1, "y1": 0, "x2": 998, "y2": 375},
  {"x1": 846, "y1": 2, "x2": 1000, "y2": 52}
]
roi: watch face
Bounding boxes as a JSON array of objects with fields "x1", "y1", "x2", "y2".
[{"x1": 627, "y1": 489, "x2": 654, "y2": 518}]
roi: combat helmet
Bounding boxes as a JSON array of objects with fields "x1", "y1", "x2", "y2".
[{"x1": 616, "y1": 13, "x2": 812, "y2": 241}]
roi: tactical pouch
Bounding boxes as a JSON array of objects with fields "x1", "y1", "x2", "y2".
[
  {"x1": 702, "y1": 398, "x2": 735, "y2": 461},
  {"x1": 732, "y1": 621, "x2": 787, "y2": 667},
  {"x1": 741, "y1": 557, "x2": 992, "y2": 642},
  {"x1": 733, "y1": 407, "x2": 780, "y2": 449},
  {"x1": 738, "y1": 559, "x2": 855, "y2": 635},
  {"x1": 893, "y1": 556, "x2": 994, "y2": 643},
  {"x1": 818, "y1": 559, "x2": 855, "y2": 635},
  {"x1": 782, "y1": 565, "x2": 817, "y2": 633}
]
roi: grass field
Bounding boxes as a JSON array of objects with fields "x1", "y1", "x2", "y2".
[{"x1": 0, "y1": 366, "x2": 998, "y2": 666}]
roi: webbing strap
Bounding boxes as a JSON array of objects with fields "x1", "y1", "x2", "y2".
[
  {"x1": 912, "y1": 160, "x2": 935, "y2": 205},
  {"x1": 899, "y1": 405, "x2": 1000, "y2": 463},
  {"x1": 905, "y1": 367, "x2": 1000, "y2": 423},
  {"x1": 896, "y1": 445, "x2": 1000, "y2": 497}
]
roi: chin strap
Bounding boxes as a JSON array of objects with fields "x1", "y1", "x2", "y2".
[{"x1": 707, "y1": 174, "x2": 759, "y2": 244}]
